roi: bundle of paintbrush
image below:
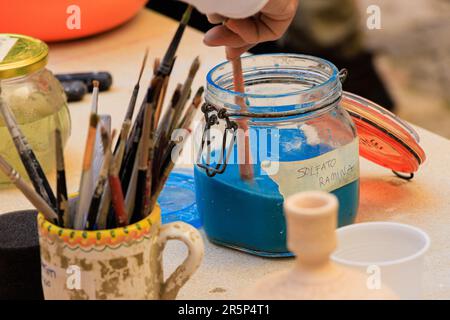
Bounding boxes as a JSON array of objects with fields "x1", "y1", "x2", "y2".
[
  {"x1": 81, "y1": 60, "x2": 202, "y2": 229},
  {"x1": 124, "y1": 55, "x2": 203, "y2": 225},
  {"x1": 0, "y1": 4, "x2": 203, "y2": 231}
]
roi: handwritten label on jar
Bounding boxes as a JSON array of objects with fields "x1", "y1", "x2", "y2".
[
  {"x1": 0, "y1": 36, "x2": 18, "y2": 62},
  {"x1": 261, "y1": 138, "x2": 359, "y2": 198}
]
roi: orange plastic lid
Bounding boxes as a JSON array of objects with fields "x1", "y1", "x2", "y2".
[{"x1": 341, "y1": 92, "x2": 426, "y2": 174}]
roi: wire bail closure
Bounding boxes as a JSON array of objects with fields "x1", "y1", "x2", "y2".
[{"x1": 196, "y1": 103, "x2": 238, "y2": 177}]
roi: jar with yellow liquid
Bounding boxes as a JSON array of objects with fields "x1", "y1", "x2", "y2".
[{"x1": 0, "y1": 34, "x2": 71, "y2": 185}]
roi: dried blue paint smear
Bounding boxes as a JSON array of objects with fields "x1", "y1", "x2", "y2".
[
  {"x1": 159, "y1": 170, "x2": 201, "y2": 228},
  {"x1": 194, "y1": 127, "x2": 359, "y2": 257}
]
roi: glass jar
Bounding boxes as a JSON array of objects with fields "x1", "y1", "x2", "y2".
[
  {"x1": 0, "y1": 34, "x2": 71, "y2": 185},
  {"x1": 194, "y1": 54, "x2": 360, "y2": 257}
]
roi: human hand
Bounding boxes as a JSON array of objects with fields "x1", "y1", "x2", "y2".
[{"x1": 203, "y1": 0, "x2": 299, "y2": 59}]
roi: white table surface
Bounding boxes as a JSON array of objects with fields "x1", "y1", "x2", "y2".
[{"x1": 1, "y1": 9, "x2": 450, "y2": 300}]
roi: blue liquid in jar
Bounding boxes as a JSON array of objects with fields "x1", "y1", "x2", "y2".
[{"x1": 194, "y1": 128, "x2": 359, "y2": 257}]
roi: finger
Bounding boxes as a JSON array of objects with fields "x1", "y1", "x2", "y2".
[
  {"x1": 226, "y1": 14, "x2": 291, "y2": 44},
  {"x1": 259, "y1": 13, "x2": 294, "y2": 40},
  {"x1": 225, "y1": 45, "x2": 254, "y2": 60},
  {"x1": 203, "y1": 25, "x2": 248, "y2": 48},
  {"x1": 226, "y1": 18, "x2": 260, "y2": 44},
  {"x1": 262, "y1": 0, "x2": 299, "y2": 20},
  {"x1": 259, "y1": 0, "x2": 298, "y2": 38},
  {"x1": 207, "y1": 13, "x2": 226, "y2": 24}
]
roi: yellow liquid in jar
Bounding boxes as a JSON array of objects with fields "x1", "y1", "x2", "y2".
[{"x1": 0, "y1": 104, "x2": 71, "y2": 185}]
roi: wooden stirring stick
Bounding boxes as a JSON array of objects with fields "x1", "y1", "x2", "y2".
[{"x1": 231, "y1": 56, "x2": 254, "y2": 181}]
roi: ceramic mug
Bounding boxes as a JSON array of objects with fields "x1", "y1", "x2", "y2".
[
  {"x1": 37, "y1": 205, "x2": 204, "y2": 300},
  {"x1": 332, "y1": 222, "x2": 430, "y2": 299}
]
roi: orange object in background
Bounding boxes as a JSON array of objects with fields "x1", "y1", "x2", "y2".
[{"x1": 0, "y1": 0, "x2": 148, "y2": 42}]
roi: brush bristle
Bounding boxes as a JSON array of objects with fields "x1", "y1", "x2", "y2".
[
  {"x1": 111, "y1": 129, "x2": 117, "y2": 141},
  {"x1": 153, "y1": 58, "x2": 160, "y2": 76},
  {"x1": 171, "y1": 84, "x2": 183, "y2": 107},
  {"x1": 100, "y1": 126, "x2": 108, "y2": 138},
  {"x1": 193, "y1": 86, "x2": 204, "y2": 106},
  {"x1": 188, "y1": 56, "x2": 201, "y2": 78},
  {"x1": 99, "y1": 126, "x2": 109, "y2": 150},
  {"x1": 90, "y1": 113, "x2": 99, "y2": 127},
  {"x1": 147, "y1": 77, "x2": 163, "y2": 103},
  {"x1": 138, "y1": 48, "x2": 149, "y2": 82},
  {"x1": 181, "y1": 5, "x2": 193, "y2": 25},
  {"x1": 92, "y1": 80, "x2": 100, "y2": 88}
]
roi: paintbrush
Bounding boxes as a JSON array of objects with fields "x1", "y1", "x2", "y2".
[
  {"x1": 126, "y1": 3, "x2": 187, "y2": 142},
  {"x1": 141, "y1": 84, "x2": 183, "y2": 220},
  {"x1": 73, "y1": 113, "x2": 100, "y2": 229},
  {"x1": 93, "y1": 115, "x2": 111, "y2": 192},
  {"x1": 55, "y1": 129, "x2": 68, "y2": 227},
  {"x1": 177, "y1": 86, "x2": 204, "y2": 130},
  {"x1": 109, "y1": 144, "x2": 128, "y2": 227},
  {"x1": 125, "y1": 48, "x2": 149, "y2": 121},
  {"x1": 155, "y1": 83, "x2": 182, "y2": 152},
  {"x1": 124, "y1": 151, "x2": 139, "y2": 223},
  {"x1": 152, "y1": 4, "x2": 192, "y2": 124},
  {"x1": 152, "y1": 58, "x2": 200, "y2": 177},
  {"x1": 113, "y1": 49, "x2": 149, "y2": 155},
  {"x1": 96, "y1": 121, "x2": 129, "y2": 229},
  {"x1": 0, "y1": 154, "x2": 58, "y2": 223},
  {"x1": 158, "y1": 5, "x2": 192, "y2": 76},
  {"x1": 117, "y1": 55, "x2": 153, "y2": 161},
  {"x1": 91, "y1": 81, "x2": 108, "y2": 184},
  {"x1": 124, "y1": 77, "x2": 163, "y2": 213},
  {"x1": 149, "y1": 84, "x2": 183, "y2": 199},
  {"x1": 133, "y1": 92, "x2": 156, "y2": 221},
  {"x1": 85, "y1": 128, "x2": 115, "y2": 230},
  {"x1": 91, "y1": 80, "x2": 100, "y2": 113},
  {"x1": 88, "y1": 127, "x2": 116, "y2": 231},
  {"x1": 158, "y1": 87, "x2": 203, "y2": 178},
  {"x1": 127, "y1": 71, "x2": 174, "y2": 223},
  {"x1": 231, "y1": 56, "x2": 254, "y2": 181},
  {"x1": 120, "y1": 76, "x2": 163, "y2": 194},
  {"x1": 95, "y1": 185, "x2": 111, "y2": 229},
  {"x1": 154, "y1": 55, "x2": 179, "y2": 129},
  {"x1": 153, "y1": 58, "x2": 160, "y2": 76},
  {"x1": 154, "y1": 75, "x2": 170, "y2": 128},
  {"x1": 148, "y1": 127, "x2": 191, "y2": 213},
  {"x1": 158, "y1": 86, "x2": 203, "y2": 166},
  {"x1": 149, "y1": 90, "x2": 203, "y2": 212},
  {"x1": 0, "y1": 90, "x2": 57, "y2": 210},
  {"x1": 122, "y1": 2, "x2": 190, "y2": 177},
  {"x1": 167, "y1": 56, "x2": 200, "y2": 135}
]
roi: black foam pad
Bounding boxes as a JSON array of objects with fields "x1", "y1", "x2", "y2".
[{"x1": 0, "y1": 210, "x2": 43, "y2": 300}]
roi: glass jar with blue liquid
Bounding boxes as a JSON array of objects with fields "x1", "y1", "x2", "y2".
[{"x1": 194, "y1": 54, "x2": 361, "y2": 257}]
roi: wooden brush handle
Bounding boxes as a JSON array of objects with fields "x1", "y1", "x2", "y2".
[
  {"x1": 231, "y1": 56, "x2": 254, "y2": 181},
  {"x1": 109, "y1": 175, "x2": 128, "y2": 227}
]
